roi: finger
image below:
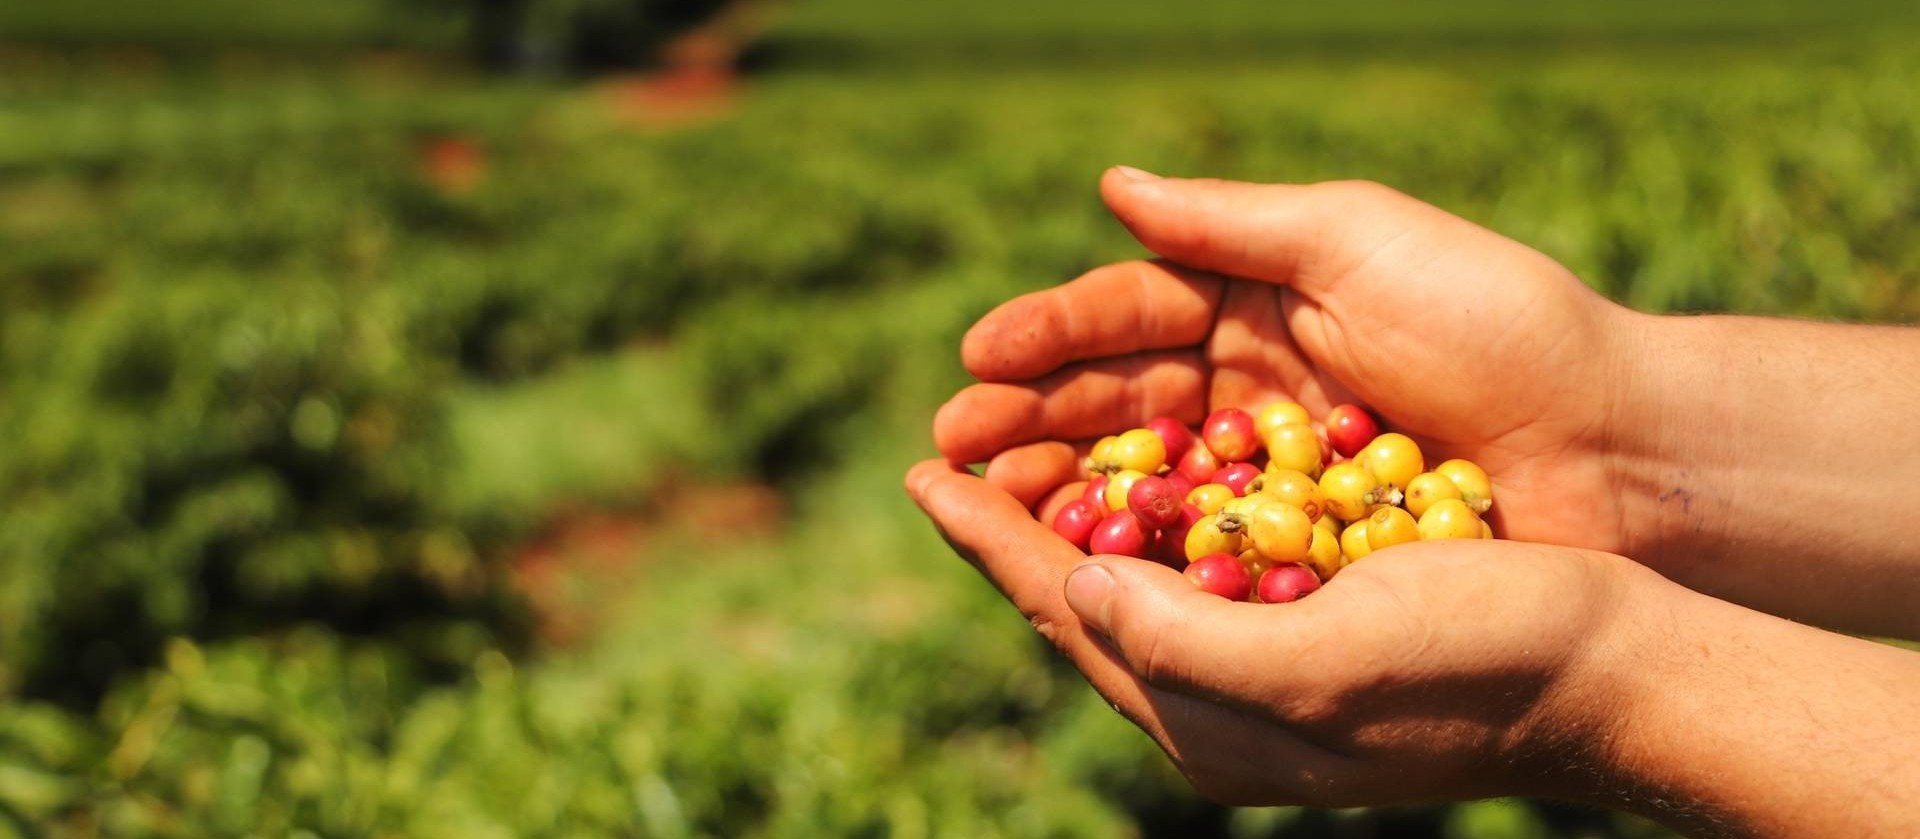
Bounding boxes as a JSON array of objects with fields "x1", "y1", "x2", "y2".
[
  {"x1": 1207, "y1": 283, "x2": 1363, "y2": 414},
  {"x1": 904, "y1": 459, "x2": 1174, "y2": 729},
  {"x1": 1207, "y1": 280, "x2": 1304, "y2": 411},
  {"x1": 934, "y1": 350, "x2": 1208, "y2": 464},
  {"x1": 1101, "y1": 168, "x2": 1416, "y2": 296},
  {"x1": 1062, "y1": 557, "x2": 1336, "y2": 706},
  {"x1": 984, "y1": 441, "x2": 1083, "y2": 512},
  {"x1": 962, "y1": 260, "x2": 1223, "y2": 383},
  {"x1": 906, "y1": 458, "x2": 1094, "y2": 614}
]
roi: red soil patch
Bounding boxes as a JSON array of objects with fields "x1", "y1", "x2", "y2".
[
  {"x1": 418, "y1": 134, "x2": 488, "y2": 194},
  {"x1": 599, "y1": 65, "x2": 738, "y2": 128},
  {"x1": 510, "y1": 481, "x2": 784, "y2": 646},
  {"x1": 596, "y1": 1, "x2": 784, "y2": 128}
]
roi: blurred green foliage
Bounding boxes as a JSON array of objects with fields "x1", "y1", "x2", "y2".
[{"x1": 1, "y1": 0, "x2": 1917, "y2": 836}]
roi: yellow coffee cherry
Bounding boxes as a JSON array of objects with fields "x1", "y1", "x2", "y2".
[
  {"x1": 1436, "y1": 458, "x2": 1494, "y2": 514},
  {"x1": 1239, "y1": 498, "x2": 1314, "y2": 566},
  {"x1": 1185, "y1": 483, "x2": 1236, "y2": 516},
  {"x1": 1252, "y1": 468, "x2": 1325, "y2": 522},
  {"x1": 1263, "y1": 422, "x2": 1324, "y2": 478},
  {"x1": 1356, "y1": 432, "x2": 1423, "y2": 489},
  {"x1": 1314, "y1": 512, "x2": 1342, "y2": 534},
  {"x1": 1480, "y1": 518, "x2": 1494, "y2": 540},
  {"x1": 1104, "y1": 469, "x2": 1147, "y2": 512},
  {"x1": 1218, "y1": 494, "x2": 1261, "y2": 522},
  {"x1": 1239, "y1": 548, "x2": 1276, "y2": 586},
  {"x1": 1109, "y1": 428, "x2": 1167, "y2": 475},
  {"x1": 1304, "y1": 525, "x2": 1344, "y2": 580},
  {"x1": 1318, "y1": 462, "x2": 1395, "y2": 522},
  {"x1": 1416, "y1": 498, "x2": 1483, "y2": 541},
  {"x1": 1365, "y1": 506, "x2": 1420, "y2": 552},
  {"x1": 1404, "y1": 471, "x2": 1463, "y2": 519},
  {"x1": 1254, "y1": 401, "x2": 1312, "y2": 441},
  {"x1": 1185, "y1": 513, "x2": 1244, "y2": 563},
  {"x1": 1340, "y1": 518, "x2": 1374, "y2": 562},
  {"x1": 1088, "y1": 435, "x2": 1119, "y2": 474}
]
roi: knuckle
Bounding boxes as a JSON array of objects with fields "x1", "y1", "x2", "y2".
[
  {"x1": 1130, "y1": 620, "x2": 1190, "y2": 690},
  {"x1": 1317, "y1": 178, "x2": 1401, "y2": 204},
  {"x1": 1027, "y1": 611, "x2": 1067, "y2": 648}
]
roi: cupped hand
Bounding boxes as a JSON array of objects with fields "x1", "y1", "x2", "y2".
[
  {"x1": 905, "y1": 460, "x2": 1654, "y2": 807},
  {"x1": 937, "y1": 169, "x2": 1652, "y2": 557}
]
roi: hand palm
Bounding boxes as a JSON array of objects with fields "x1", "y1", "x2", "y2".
[
  {"x1": 1208, "y1": 210, "x2": 1634, "y2": 554},
  {"x1": 939, "y1": 176, "x2": 1636, "y2": 556}
]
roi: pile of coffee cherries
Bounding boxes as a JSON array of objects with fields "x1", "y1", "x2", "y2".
[{"x1": 1049, "y1": 403, "x2": 1495, "y2": 603}]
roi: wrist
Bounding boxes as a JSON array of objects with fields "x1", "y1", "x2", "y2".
[
  {"x1": 1501, "y1": 552, "x2": 1675, "y2": 803},
  {"x1": 1557, "y1": 573, "x2": 1920, "y2": 838},
  {"x1": 1595, "y1": 312, "x2": 1920, "y2": 636},
  {"x1": 1596, "y1": 311, "x2": 1735, "y2": 570}
]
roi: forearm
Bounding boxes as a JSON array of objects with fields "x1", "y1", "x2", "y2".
[
  {"x1": 1567, "y1": 576, "x2": 1920, "y2": 838},
  {"x1": 1608, "y1": 312, "x2": 1920, "y2": 638}
]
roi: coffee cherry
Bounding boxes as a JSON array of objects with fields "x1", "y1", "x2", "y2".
[
  {"x1": 1436, "y1": 458, "x2": 1494, "y2": 514},
  {"x1": 1202, "y1": 408, "x2": 1259, "y2": 462},
  {"x1": 1254, "y1": 401, "x2": 1312, "y2": 442},
  {"x1": 1088, "y1": 435, "x2": 1120, "y2": 474},
  {"x1": 1211, "y1": 462, "x2": 1263, "y2": 496},
  {"x1": 1256, "y1": 563, "x2": 1322, "y2": 604},
  {"x1": 1318, "y1": 462, "x2": 1398, "y2": 521},
  {"x1": 1263, "y1": 422, "x2": 1324, "y2": 478},
  {"x1": 1146, "y1": 417, "x2": 1196, "y2": 467},
  {"x1": 1175, "y1": 442, "x2": 1222, "y2": 486},
  {"x1": 1090, "y1": 510, "x2": 1151, "y2": 558},
  {"x1": 1314, "y1": 512, "x2": 1342, "y2": 534},
  {"x1": 1325, "y1": 404, "x2": 1381, "y2": 458},
  {"x1": 1126, "y1": 475, "x2": 1184, "y2": 530},
  {"x1": 1404, "y1": 471, "x2": 1463, "y2": 519},
  {"x1": 1185, "y1": 553, "x2": 1253, "y2": 601},
  {"x1": 1251, "y1": 468, "x2": 1325, "y2": 522},
  {"x1": 1162, "y1": 471, "x2": 1197, "y2": 505},
  {"x1": 1184, "y1": 513, "x2": 1244, "y2": 562},
  {"x1": 1236, "y1": 498, "x2": 1313, "y2": 565},
  {"x1": 1153, "y1": 503, "x2": 1206, "y2": 565},
  {"x1": 1239, "y1": 548, "x2": 1276, "y2": 584},
  {"x1": 1481, "y1": 518, "x2": 1494, "y2": 540},
  {"x1": 1082, "y1": 475, "x2": 1109, "y2": 506},
  {"x1": 1365, "y1": 506, "x2": 1420, "y2": 552},
  {"x1": 1340, "y1": 518, "x2": 1374, "y2": 562},
  {"x1": 1417, "y1": 498, "x2": 1483, "y2": 541},
  {"x1": 1185, "y1": 483, "x2": 1236, "y2": 516},
  {"x1": 1304, "y1": 525, "x2": 1344, "y2": 580},
  {"x1": 1109, "y1": 428, "x2": 1168, "y2": 475},
  {"x1": 1355, "y1": 432, "x2": 1423, "y2": 490},
  {"x1": 1104, "y1": 469, "x2": 1147, "y2": 512},
  {"x1": 1052, "y1": 499, "x2": 1104, "y2": 551}
]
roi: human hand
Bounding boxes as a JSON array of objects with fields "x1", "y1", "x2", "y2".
[
  {"x1": 905, "y1": 459, "x2": 1654, "y2": 807},
  {"x1": 936, "y1": 169, "x2": 1652, "y2": 560}
]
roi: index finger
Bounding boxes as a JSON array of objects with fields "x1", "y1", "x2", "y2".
[{"x1": 962, "y1": 260, "x2": 1223, "y2": 383}]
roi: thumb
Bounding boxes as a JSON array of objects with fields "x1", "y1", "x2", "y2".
[
  {"x1": 1099, "y1": 168, "x2": 1410, "y2": 295},
  {"x1": 1064, "y1": 557, "x2": 1279, "y2": 701}
]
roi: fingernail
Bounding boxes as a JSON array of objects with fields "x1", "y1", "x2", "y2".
[
  {"x1": 1064, "y1": 564, "x2": 1116, "y2": 634},
  {"x1": 1113, "y1": 165, "x2": 1159, "y2": 182}
]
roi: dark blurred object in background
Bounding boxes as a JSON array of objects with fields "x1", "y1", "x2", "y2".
[{"x1": 452, "y1": 0, "x2": 776, "y2": 73}]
